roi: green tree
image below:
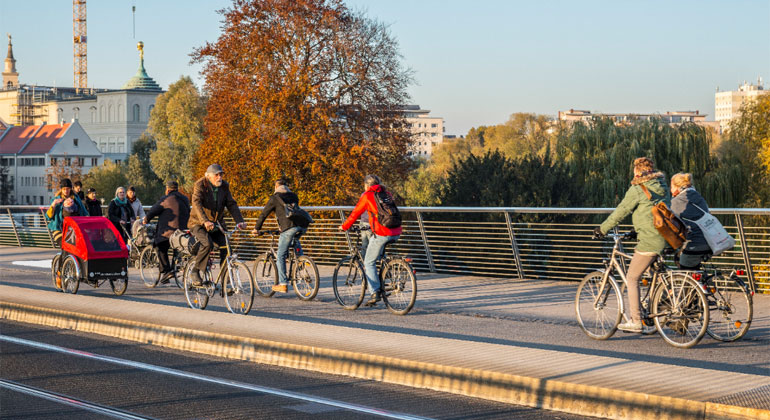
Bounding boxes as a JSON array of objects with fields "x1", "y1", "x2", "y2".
[
  {"x1": 127, "y1": 134, "x2": 165, "y2": 202},
  {"x1": 148, "y1": 76, "x2": 207, "y2": 193},
  {"x1": 82, "y1": 160, "x2": 128, "y2": 203}
]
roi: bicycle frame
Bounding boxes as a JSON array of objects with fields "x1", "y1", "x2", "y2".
[
  {"x1": 201, "y1": 223, "x2": 242, "y2": 297},
  {"x1": 260, "y1": 230, "x2": 302, "y2": 281}
]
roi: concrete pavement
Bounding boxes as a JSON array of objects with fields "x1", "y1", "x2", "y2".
[{"x1": 1, "y1": 246, "x2": 768, "y2": 420}]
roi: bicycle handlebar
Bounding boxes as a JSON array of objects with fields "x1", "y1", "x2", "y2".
[{"x1": 348, "y1": 225, "x2": 370, "y2": 233}]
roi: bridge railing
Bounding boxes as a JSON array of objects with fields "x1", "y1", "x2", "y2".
[{"x1": 2, "y1": 205, "x2": 768, "y2": 293}]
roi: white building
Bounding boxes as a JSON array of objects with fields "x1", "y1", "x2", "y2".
[
  {"x1": 715, "y1": 78, "x2": 768, "y2": 133},
  {"x1": 0, "y1": 120, "x2": 103, "y2": 205},
  {"x1": 403, "y1": 105, "x2": 444, "y2": 157}
]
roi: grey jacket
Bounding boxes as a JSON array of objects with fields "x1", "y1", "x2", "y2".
[{"x1": 670, "y1": 187, "x2": 711, "y2": 252}]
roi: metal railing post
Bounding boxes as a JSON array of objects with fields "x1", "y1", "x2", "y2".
[
  {"x1": 40, "y1": 206, "x2": 55, "y2": 248},
  {"x1": 415, "y1": 211, "x2": 436, "y2": 273},
  {"x1": 338, "y1": 209, "x2": 353, "y2": 252},
  {"x1": 734, "y1": 213, "x2": 756, "y2": 294},
  {"x1": 8, "y1": 208, "x2": 21, "y2": 247},
  {"x1": 504, "y1": 211, "x2": 525, "y2": 279}
]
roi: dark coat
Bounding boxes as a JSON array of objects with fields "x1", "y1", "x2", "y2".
[
  {"x1": 85, "y1": 198, "x2": 102, "y2": 217},
  {"x1": 670, "y1": 187, "x2": 711, "y2": 252},
  {"x1": 107, "y1": 199, "x2": 136, "y2": 236},
  {"x1": 189, "y1": 177, "x2": 244, "y2": 229},
  {"x1": 254, "y1": 191, "x2": 302, "y2": 232},
  {"x1": 145, "y1": 191, "x2": 191, "y2": 244}
]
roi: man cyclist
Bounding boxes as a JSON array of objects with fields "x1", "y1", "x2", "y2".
[
  {"x1": 339, "y1": 175, "x2": 401, "y2": 305},
  {"x1": 189, "y1": 164, "x2": 247, "y2": 286},
  {"x1": 144, "y1": 180, "x2": 190, "y2": 283},
  {"x1": 252, "y1": 179, "x2": 310, "y2": 293}
]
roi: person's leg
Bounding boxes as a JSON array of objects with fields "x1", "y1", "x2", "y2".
[
  {"x1": 210, "y1": 229, "x2": 227, "y2": 267},
  {"x1": 156, "y1": 240, "x2": 171, "y2": 273},
  {"x1": 293, "y1": 227, "x2": 306, "y2": 256},
  {"x1": 363, "y1": 234, "x2": 391, "y2": 298},
  {"x1": 360, "y1": 229, "x2": 371, "y2": 256},
  {"x1": 619, "y1": 252, "x2": 657, "y2": 330},
  {"x1": 191, "y1": 225, "x2": 212, "y2": 273},
  {"x1": 276, "y1": 227, "x2": 301, "y2": 286}
]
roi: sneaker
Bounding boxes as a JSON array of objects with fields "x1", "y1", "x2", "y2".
[
  {"x1": 191, "y1": 270, "x2": 203, "y2": 287},
  {"x1": 272, "y1": 284, "x2": 288, "y2": 293},
  {"x1": 366, "y1": 291, "x2": 381, "y2": 306},
  {"x1": 618, "y1": 320, "x2": 645, "y2": 333},
  {"x1": 160, "y1": 271, "x2": 174, "y2": 284}
]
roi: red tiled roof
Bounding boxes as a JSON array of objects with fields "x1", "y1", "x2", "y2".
[
  {"x1": 21, "y1": 123, "x2": 71, "y2": 155},
  {"x1": 0, "y1": 125, "x2": 39, "y2": 154}
]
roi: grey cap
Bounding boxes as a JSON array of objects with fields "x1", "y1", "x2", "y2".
[
  {"x1": 206, "y1": 164, "x2": 224, "y2": 174},
  {"x1": 165, "y1": 180, "x2": 179, "y2": 189}
]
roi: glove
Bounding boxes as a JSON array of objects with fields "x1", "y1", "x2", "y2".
[
  {"x1": 626, "y1": 229, "x2": 638, "y2": 240},
  {"x1": 592, "y1": 227, "x2": 605, "y2": 239}
]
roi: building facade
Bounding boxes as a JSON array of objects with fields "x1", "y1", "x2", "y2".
[
  {"x1": 715, "y1": 78, "x2": 768, "y2": 133},
  {"x1": 0, "y1": 121, "x2": 103, "y2": 205},
  {"x1": 557, "y1": 109, "x2": 720, "y2": 131},
  {"x1": 0, "y1": 37, "x2": 162, "y2": 162},
  {"x1": 403, "y1": 105, "x2": 444, "y2": 157}
]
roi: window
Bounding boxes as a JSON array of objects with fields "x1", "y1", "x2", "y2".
[
  {"x1": 108, "y1": 105, "x2": 113, "y2": 122},
  {"x1": 76, "y1": 158, "x2": 84, "y2": 166},
  {"x1": 40, "y1": 196, "x2": 44, "y2": 204},
  {"x1": 431, "y1": 123, "x2": 437, "y2": 128},
  {"x1": 133, "y1": 104, "x2": 140, "y2": 122},
  {"x1": 100, "y1": 106, "x2": 104, "y2": 122},
  {"x1": 117, "y1": 104, "x2": 123, "y2": 121},
  {"x1": 148, "y1": 104, "x2": 154, "y2": 119},
  {"x1": 90, "y1": 106, "x2": 96, "y2": 123},
  {"x1": 65, "y1": 158, "x2": 71, "y2": 166},
  {"x1": 91, "y1": 158, "x2": 99, "y2": 166},
  {"x1": 51, "y1": 157, "x2": 57, "y2": 165},
  {"x1": 74, "y1": 138, "x2": 79, "y2": 147},
  {"x1": 73, "y1": 107, "x2": 80, "y2": 120},
  {"x1": 57, "y1": 108, "x2": 63, "y2": 124}
]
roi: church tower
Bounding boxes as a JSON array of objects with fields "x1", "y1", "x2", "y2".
[{"x1": 3, "y1": 34, "x2": 19, "y2": 89}]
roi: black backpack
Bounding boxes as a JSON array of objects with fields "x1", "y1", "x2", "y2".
[
  {"x1": 374, "y1": 189, "x2": 401, "y2": 228},
  {"x1": 276, "y1": 194, "x2": 313, "y2": 228}
]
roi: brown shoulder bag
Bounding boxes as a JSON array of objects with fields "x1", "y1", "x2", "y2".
[{"x1": 639, "y1": 184, "x2": 688, "y2": 249}]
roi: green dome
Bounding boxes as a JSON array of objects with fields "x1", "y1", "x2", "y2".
[{"x1": 122, "y1": 58, "x2": 161, "y2": 90}]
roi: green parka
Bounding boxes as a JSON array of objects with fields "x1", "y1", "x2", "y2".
[{"x1": 600, "y1": 173, "x2": 670, "y2": 254}]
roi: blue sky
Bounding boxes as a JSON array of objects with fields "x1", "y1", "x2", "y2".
[{"x1": 2, "y1": 0, "x2": 768, "y2": 135}]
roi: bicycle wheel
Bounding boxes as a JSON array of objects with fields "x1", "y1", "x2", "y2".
[
  {"x1": 252, "y1": 254, "x2": 277, "y2": 297},
  {"x1": 171, "y1": 253, "x2": 187, "y2": 289},
  {"x1": 653, "y1": 273, "x2": 709, "y2": 349},
  {"x1": 110, "y1": 276, "x2": 128, "y2": 296},
  {"x1": 293, "y1": 256, "x2": 320, "y2": 301},
  {"x1": 51, "y1": 253, "x2": 62, "y2": 291},
  {"x1": 183, "y1": 260, "x2": 209, "y2": 310},
  {"x1": 381, "y1": 259, "x2": 417, "y2": 315},
  {"x1": 224, "y1": 261, "x2": 255, "y2": 315},
  {"x1": 139, "y1": 246, "x2": 161, "y2": 288},
  {"x1": 61, "y1": 256, "x2": 80, "y2": 295},
  {"x1": 706, "y1": 274, "x2": 753, "y2": 342},
  {"x1": 332, "y1": 256, "x2": 366, "y2": 310},
  {"x1": 575, "y1": 271, "x2": 622, "y2": 340}
]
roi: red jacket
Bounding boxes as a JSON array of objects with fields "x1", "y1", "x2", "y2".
[{"x1": 342, "y1": 185, "x2": 402, "y2": 236}]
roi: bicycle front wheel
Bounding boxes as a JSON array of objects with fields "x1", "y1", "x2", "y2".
[
  {"x1": 293, "y1": 256, "x2": 320, "y2": 301},
  {"x1": 171, "y1": 253, "x2": 186, "y2": 289},
  {"x1": 139, "y1": 246, "x2": 161, "y2": 288},
  {"x1": 253, "y1": 254, "x2": 277, "y2": 297},
  {"x1": 653, "y1": 273, "x2": 709, "y2": 349},
  {"x1": 224, "y1": 261, "x2": 255, "y2": 315},
  {"x1": 575, "y1": 271, "x2": 621, "y2": 340},
  {"x1": 183, "y1": 260, "x2": 209, "y2": 310},
  {"x1": 332, "y1": 256, "x2": 366, "y2": 310},
  {"x1": 381, "y1": 259, "x2": 417, "y2": 315},
  {"x1": 706, "y1": 274, "x2": 753, "y2": 342}
]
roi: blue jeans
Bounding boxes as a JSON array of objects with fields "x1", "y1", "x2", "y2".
[
  {"x1": 277, "y1": 226, "x2": 306, "y2": 285},
  {"x1": 363, "y1": 234, "x2": 399, "y2": 294}
]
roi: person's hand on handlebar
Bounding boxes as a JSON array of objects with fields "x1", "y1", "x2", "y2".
[
  {"x1": 592, "y1": 227, "x2": 605, "y2": 239},
  {"x1": 626, "y1": 229, "x2": 637, "y2": 240},
  {"x1": 338, "y1": 225, "x2": 345, "y2": 231},
  {"x1": 204, "y1": 221, "x2": 215, "y2": 231}
]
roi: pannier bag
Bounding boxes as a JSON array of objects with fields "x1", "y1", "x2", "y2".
[
  {"x1": 681, "y1": 203, "x2": 736, "y2": 255},
  {"x1": 169, "y1": 229, "x2": 198, "y2": 255},
  {"x1": 132, "y1": 220, "x2": 155, "y2": 247},
  {"x1": 276, "y1": 195, "x2": 313, "y2": 228},
  {"x1": 640, "y1": 185, "x2": 688, "y2": 249},
  {"x1": 374, "y1": 189, "x2": 402, "y2": 229}
]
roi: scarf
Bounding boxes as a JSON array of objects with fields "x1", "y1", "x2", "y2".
[{"x1": 113, "y1": 196, "x2": 128, "y2": 205}]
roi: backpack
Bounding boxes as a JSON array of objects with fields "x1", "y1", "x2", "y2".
[
  {"x1": 275, "y1": 194, "x2": 313, "y2": 228},
  {"x1": 373, "y1": 188, "x2": 402, "y2": 229},
  {"x1": 640, "y1": 184, "x2": 688, "y2": 249},
  {"x1": 169, "y1": 229, "x2": 198, "y2": 255}
]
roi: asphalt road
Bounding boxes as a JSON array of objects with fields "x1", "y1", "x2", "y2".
[
  {"x1": 2, "y1": 254, "x2": 768, "y2": 377},
  {"x1": 0, "y1": 320, "x2": 596, "y2": 420}
]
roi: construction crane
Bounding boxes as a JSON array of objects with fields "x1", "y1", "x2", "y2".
[{"x1": 73, "y1": 0, "x2": 87, "y2": 93}]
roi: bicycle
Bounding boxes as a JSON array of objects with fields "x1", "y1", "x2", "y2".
[
  {"x1": 251, "y1": 230, "x2": 320, "y2": 301},
  {"x1": 181, "y1": 222, "x2": 255, "y2": 314},
  {"x1": 687, "y1": 263, "x2": 753, "y2": 342},
  {"x1": 138, "y1": 244, "x2": 187, "y2": 289},
  {"x1": 575, "y1": 230, "x2": 709, "y2": 348},
  {"x1": 332, "y1": 226, "x2": 417, "y2": 315}
]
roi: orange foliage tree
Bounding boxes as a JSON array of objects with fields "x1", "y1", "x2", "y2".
[{"x1": 192, "y1": 0, "x2": 414, "y2": 205}]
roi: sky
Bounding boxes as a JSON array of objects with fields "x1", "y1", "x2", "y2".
[{"x1": 2, "y1": 0, "x2": 768, "y2": 135}]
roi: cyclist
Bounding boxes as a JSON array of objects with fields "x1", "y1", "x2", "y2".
[
  {"x1": 45, "y1": 178, "x2": 88, "y2": 246},
  {"x1": 339, "y1": 175, "x2": 402, "y2": 305},
  {"x1": 189, "y1": 164, "x2": 247, "y2": 287},
  {"x1": 252, "y1": 179, "x2": 310, "y2": 293},
  {"x1": 670, "y1": 173, "x2": 712, "y2": 269},
  {"x1": 144, "y1": 180, "x2": 191, "y2": 283},
  {"x1": 594, "y1": 157, "x2": 669, "y2": 333}
]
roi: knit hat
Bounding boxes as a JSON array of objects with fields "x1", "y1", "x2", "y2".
[{"x1": 59, "y1": 178, "x2": 73, "y2": 189}]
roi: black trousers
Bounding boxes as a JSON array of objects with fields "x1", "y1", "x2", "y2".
[
  {"x1": 156, "y1": 240, "x2": 171, "y2": 273},
  {"x1": 191, "y1": 225, "x2": 226, "y2": 272}
]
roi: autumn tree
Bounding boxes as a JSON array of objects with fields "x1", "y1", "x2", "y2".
[
  {"x1": 725, "y1": 93, "x2": 770, "y2": 206},
  {"x1": 148, "y1": 76, "x2": 207, "y2": 193},
  {"x1": 192, "y1": 0, "x2": 414, "y2": 205},
  {"x1": 45, "y1": 155, "x2": 83, "y2": 191}
]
